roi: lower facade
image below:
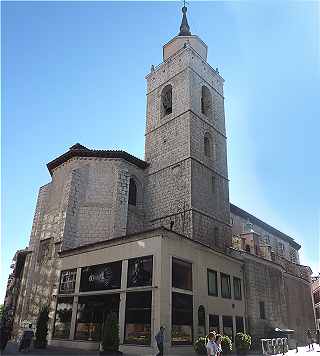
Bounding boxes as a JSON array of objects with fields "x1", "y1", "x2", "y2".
[{"x1": 48, "y1": 229, "x2": 246, "y2": 353}]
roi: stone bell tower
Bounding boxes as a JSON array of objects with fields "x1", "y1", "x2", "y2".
[{"x1": 144, "y1": 6, "x2": 231, "y2": 249}]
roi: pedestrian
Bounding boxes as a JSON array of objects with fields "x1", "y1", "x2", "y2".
[
  {"x1": 307, "y1": 329, "x2": 314, "y2": 351},
  {"x1": 18, "y1": 323, "x2": 34, "y2": 353},
  {"x1": 155, "y1": 326, "x2": 165, "y2": 356},
  {"x1": 0, "y1": 324, "x2": 10, "y2": 351},
  {"x1": 215, "y1": 334, "x2": 222, "y2": 356},
  {"x1": 206, "y1": 331, "x2": 218, "y2": 356}
]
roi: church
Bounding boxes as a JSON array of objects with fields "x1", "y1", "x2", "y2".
[{"x1": 4, "y1": 5, "x2": 315, "y2": 354}]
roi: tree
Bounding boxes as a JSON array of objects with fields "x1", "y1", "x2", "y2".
[
  {"x1": 34, "y1": 305, "x2": 49, "y2": 348},
  {"x1": 0, "y1": 305, "x2": 4, "y2": 321}
]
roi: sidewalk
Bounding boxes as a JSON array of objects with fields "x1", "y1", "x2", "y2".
[{"x1": 3, "y1": 342, "x2": 320, "y2": 356}]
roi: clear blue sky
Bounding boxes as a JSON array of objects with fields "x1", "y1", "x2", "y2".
[{"x1": 2, "y1": 1, "x2": 319, "y2": 303}]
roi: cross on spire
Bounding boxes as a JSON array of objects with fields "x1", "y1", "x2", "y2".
[{"x1": 178, "y1": 2, "x2": 191, "y2": 36}]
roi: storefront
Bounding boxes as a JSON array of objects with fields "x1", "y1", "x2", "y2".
[{"x1": 50, "y1": 228, "x2": 246, "y2": 354}]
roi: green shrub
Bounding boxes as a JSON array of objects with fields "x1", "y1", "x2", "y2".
[
  {"x1": 235, "y1": 333, "x2": 251, "y2": 355},
  {"x1": 34, "y1": 305, "x2": 49, "y2": 348},
  {"x1": 102, "y1": 312, "x2": 120, "y2": 352},
  {"x1": 221, "y1": 335, "x2": 233, "y2": 354},
  {"x1": 194, "y1": 336, "x2": 207, "y2": 355}
]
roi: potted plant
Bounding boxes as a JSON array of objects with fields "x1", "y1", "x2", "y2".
[
  {"x1": 100, "y1": 312, "x2": 122, "y2": 355},
  {"x1": 194, "y1": 336, "x2": 207, "y2": 355},
  {"x1": 221, "y1": 335, "x2": 233, "y2": 354},
  {"x1": 235, "y1": 332, "x2": 252, "y2": 355},
  {"x1": 34, "y1": 305, "x2": 49, "y2": 348}
]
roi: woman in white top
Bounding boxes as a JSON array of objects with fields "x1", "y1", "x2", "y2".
[{"x1": 206, "y1": 332, "x2": 218, "y2": 356}]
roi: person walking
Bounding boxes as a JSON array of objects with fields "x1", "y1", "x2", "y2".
[
  {"x1": 215, "y1": 334, "x2": 222, "y2": 356},
  {"x1": 307, "y1": 329, "x2": 314, "y2": 351},
  {"x1": 155, "y1": 326, "x2": 165, "y2": 356},
  {"x1": 206, "y1": 332, "x2": 218, "y2": 356},
  {"x1": 19, "y1": 324, "x2": 34, "y2": 353}
]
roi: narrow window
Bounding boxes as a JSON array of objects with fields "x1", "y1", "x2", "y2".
[
  {"x1": 201, "y1": 85, "x2": 212, "y2": 118},
  {"x1": 198, "y1": 305, "x2": 206, "y2": 336},
  {"x1": 259, "y1": 301, "x2": 266, "y2": 319},
  {"x1": 161, "y1": 84, "x2": 172, "y2": 117},
  {"x1": 128, "y1": 178, "x2": 137, "y2": 206},
  {"x1": 204, "y1": 132, "x2": 213, "y2": 158},
  {"x1": 221, "y1": 273, "x2": 231, "y2": 299},
  {"x1": 235, "y1": 316, "x2": 244, "y2": 333},
  {"x1": 207, "y1": 269, "x2": 218, "y2": 296},
  {"x1": 209, "y1": 314, "x2": 220, "y2": 334},
  {"x1": 172, "y1": 258, "x2": 192, "y2": 291},
  {"x1": 233, "y1": 277, "x2": 242, "y2": 300},
  {"x1": 222, "y1": 315, "x2": 234, "y2": 341}
]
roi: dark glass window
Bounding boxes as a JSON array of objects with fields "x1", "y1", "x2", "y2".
[
  {"x1": 127, "y1": 256, "x2": 153, "y2": 288},
  {"x1": 209, "y1": 314, "x2": 220, "y2": 334},
  {"x1": 80, "y1": 261, "x2": 122, "y2": 292},
  {"x1": 198, "y1": 306, "x2": 206, "y2": 336},
  {"x1": 259, "y1": 301, "x2": 266, "y2": 319},
  {"x1": 233, "y1": 277, "x2": 242, "y2": 300},
  {"x1": 172, "y1": 292, "x2": 193, "y2": 345},
  {"x1": 128, "y1": 178, "x2": 137, "y2": 206},
  {"x1": 59, "y1": 269, "x2": 77, "y2": 294},
  {"x1": 75, "y1": 294, "x2": 119, "y2": 341},
  {"x1": 223, "y1": 315, "x2": 234, "y2": 341},
  {"x1": 201, "y1": 86, "x2": 212, "y2": 118},
  {"x1": 207, "y1": 269, "x2": 218, "y2": 296},
  {"x1": 53, "y1": 297, "x2": 73, "y2": 339},
  {"x1": 172, "y1": 258, "x2": 192, "y2": 291},
  {"x1": 236, "y1": 316, "x2": 244, "y2": 333},
  {"x1": 204, "y1": 134, "x2": 211, "y2": 157},
  {"x1": 124, "y1": 291, "x2": 152, "y2": 345},
  {"x1": 221, "y1": 273, "x2": 231, "y2": 299}
]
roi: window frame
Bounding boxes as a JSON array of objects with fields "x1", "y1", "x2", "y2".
[
  {"x1": 172, "y1": 257, "x2": 193, "y2": 291},
  {"x1": 221, "y1": 273, "x2": 231, "y2": 299},
  {"x1": 233, "y1": 277, "x2": 242, "y2": 301},
  {"x1": 207, "y1": 269, "x2": 218, "y2": 297}
]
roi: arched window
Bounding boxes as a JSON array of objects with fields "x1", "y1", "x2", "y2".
[
  {"x1": 201, "y1": 85, "x2": 212, "y2": 118},
  {"x1": 161, "y1": 84, "x2": 172, "y2": 117},
  {"x1": 128, "y1": 178, "x2": 137, "y2": 206},
  {"x1": 204, "y1": 132, "x2": 213, "y2": 158}
]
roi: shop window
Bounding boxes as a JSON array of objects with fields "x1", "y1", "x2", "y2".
[
  {"x1": 209, "y1": 314, "x2": 220, "y2": 334},
  {"x1": 124, "y1": 291, "x2": 152, "y2": 345},
  {"x1": 80, "y1": 261, "x2": 122, "y2": 292},
  {"x1": 128, "y1": 178, "x2": 137, "y2": 206},
  {"x1": 259, "y1": 301, "x2": 266, "y2": 319},
  {"x1": 59, "y1": 269, "x2": 77, "y2": 294},
  {"x1": 198, "y1": 305, "x2": 206, "y2": 336},
  {"x1": 233, "y1": 277, "x2": 242, "y2": 300},
  {"x1": 236, "y1": 316, "x2": 244, "y2": 333},
  {"x1": 172, "y1": 292, "x2": 193, "y2": 345},
  {"x1": 207, "y1": 269, "x2": 218, "y2": 296},
  {"x1": 161, "y1": 84, "x2": 172, "y2": 117},
  {"x1": 221, "y1": 273, "x2": 231, "y2": 299},
  {"x1": 75, "y1": 294, "x2": 120, "y2": 341},
  {"x1": 172, "y1": 258, "x2": 192, "y2": 291},
  {"x1": 222, "y1": 315, "x2": 234, "y2": 341},
  {"x1": 53, "y1": 297, "x2": 73, "y2": 339},
  {"x1": 127, "y1": 256, "x2": 153, "y2": 288}
]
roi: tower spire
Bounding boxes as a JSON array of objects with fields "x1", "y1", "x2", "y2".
[{"x1": 178, "y1": 3, "x2": 191, "y2": 36}]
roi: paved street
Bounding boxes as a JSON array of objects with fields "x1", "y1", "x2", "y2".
[{"x1": 2, "y1": 342, "x2": 320, "y2": 356}]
